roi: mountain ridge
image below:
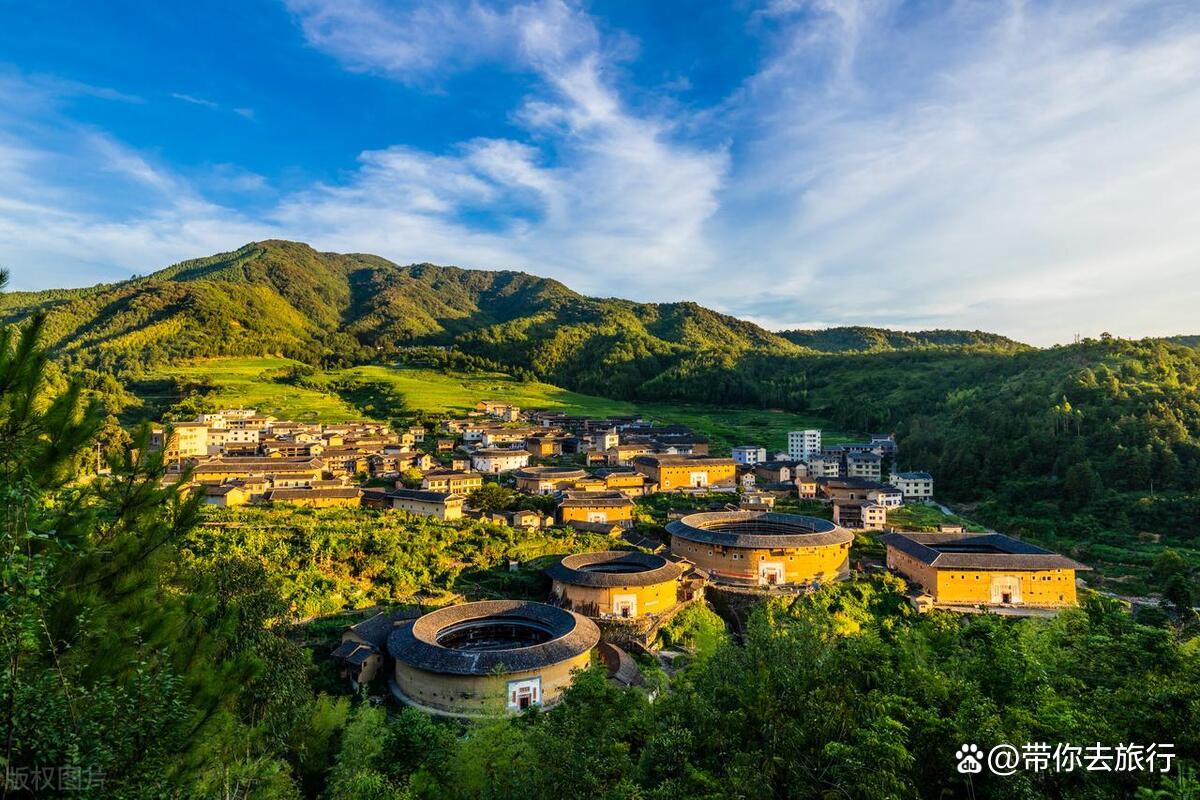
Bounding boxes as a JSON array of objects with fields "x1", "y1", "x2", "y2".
[{"x1": 0, "y1": 239, "x2": 1031, "y2": 371}]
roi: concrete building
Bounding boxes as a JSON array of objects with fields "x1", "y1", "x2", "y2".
[
  {"x1": 833, "y1": 500, "x2": 888, "y2": 530},
  {"x1": 804, "y1": 454, "x2": 842, "y2": 477},
  {"x1": 470, "y1": 449, "x2": 531, "y2": 474},
  {"x1": 546, "y1": 551, "x2": 686, "y2": 620},
  {"x1": 667, "y1": 510, "x2": 854, "y2": 588},
  {"x1": 150, "y1": 422, "x2": 209, "y2": 459},
  {"x1": 845, "y1": 451, "x2": 883, "y2": 481},
  {"x1": 389, "y1": 600, "x2": 599, "y2": 715},
  {"x1": 890, "y1": 471, "x2": 935, "y2": 501},
  {"x1": 787, "y1": 429, "x2": 822, "y2": 462},
  {"x1": 421, "y1": 471, "x2": 483, "y2": 495},
  {"x1": 882, "y1": 531, "x2": 1088, "y2": 609},
  {"x1": 732, "y1": 445, "x2": 768, "y2": 466}
]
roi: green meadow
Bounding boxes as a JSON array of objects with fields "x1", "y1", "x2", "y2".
[{"x1": 152, "y1": 356, "x2": 852, "y2": 453}]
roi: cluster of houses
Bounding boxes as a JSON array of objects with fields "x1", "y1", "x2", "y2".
[
  {"x1": 151, "y1": 405, "x2": 945, "y2": 538},
  {"x1": 731, "y1": 428, "x2": 935, "y2": 531}
]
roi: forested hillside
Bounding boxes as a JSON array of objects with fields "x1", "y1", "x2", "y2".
[
  {"x1": 777, "y1": 325, "x2": 1027, "y2": 353},
  {"x1": 0, "y1": 240, "x2": 804, "y2": 384}
]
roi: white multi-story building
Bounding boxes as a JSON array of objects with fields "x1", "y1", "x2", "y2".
[
  {"x1": 731, "y1": 445, "x2": 767, "y2": 466},
  {"x1": 890, "y1": 471, "x2": 934, "y2": 501},
  {"x1": 470, "y1": 449, "x2": 532, "y2": 474},
  {"x1": 787, "y1": 429, "x2": 822, "y2": 462}
]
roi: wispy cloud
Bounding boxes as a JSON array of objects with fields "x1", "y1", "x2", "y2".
[
  {"x1": 171, "y1": 91, "x2": 254, "y2": 120},
  {"x1": 2, "y1": 1, "x2": 1200, "y2": 344}
]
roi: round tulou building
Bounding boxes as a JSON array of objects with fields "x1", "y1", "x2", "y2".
[
  {"x1": 666, "y1": 510, "x2": 854, "y2": 588},
  {"x1": 388, "y1": 600, "x2": 599, "y2": 716},
  {"x1": 514, "y1": 466, "x2": 588, "y2": 494},
  {"x1": 546, "y1": 551, "x2": 686, "y2": 619}
]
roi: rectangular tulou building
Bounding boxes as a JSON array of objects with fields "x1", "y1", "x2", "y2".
[{"x1": 882, "y1": 531, "x2": 1088, "y2": 609}]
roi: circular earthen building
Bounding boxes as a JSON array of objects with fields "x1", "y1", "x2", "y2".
[
  {"x1": 546, "y1": 551, "x2": 686, "y2": 619},
  {"x1": 388, "y1": 600, "x2": 599, "y2": 716},
  {"x1": 666, "y1": 511, "x2": 854, "y2": 588}
]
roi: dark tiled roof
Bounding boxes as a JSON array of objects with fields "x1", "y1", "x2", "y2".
[
  {"x1": 388, "y1": 489, "x2": 458, "y2": 503},
  {"x1": 632, "y1": 454, "x2": 734, "y2": 467},
  {"x1": 894, "y1": 471, "x2": 933, "y2": 480},
  {"x1": 388, "y1": 600, "x2": 599, "y2": 675},
  {"x1": 514, "y1": 466, "x2": 587, "y2": 480},
  {"x1": 349, "y1": 609, "x2": 422, "y2": 647},
  {"x1": 264, "y1": 487, "x2": 362, "y2": 501},
  {"x1": 558, "y1": 491, "x2": 633, "y2": 508},
  {"x1": 666, "y1": 511, "x2": 854, "y2": 549},
  {"x1": 881, "y1": 532, "x2": 1090, "y2": 571},
  {"x1": 816, "y1": 477, "x2": 890, "y2": 490},
  {"x1": 546, "y1": 551, "x2": 685, "y2": 588}
]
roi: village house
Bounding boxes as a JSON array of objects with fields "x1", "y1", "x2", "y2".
[
  {"x1": 191, "y1": 457, "x2": 325, "y2": 486},
  {"x1": 514, "y1": 466, "x2": 587, "y2": 494},
  {"x1": 816, "y1": 476, "x2": 895, "y2": 504},
  {"x1": 480, "y1": 427, "x2": 539, "y2": 448},
  {"x1": 591, "y1": 428, "x2": 620, "y2": 451},
  {"x1": 487, "y1": 509, "x2": 549, "y2": 530},
  {"x1": 557, "y1": 491, "x2": 635, "y2": 527},
  {"x1": 804, "y1": 454, "x2": 842, "y2": 477},
  {"x1": 260, "y1": 438, "x2": 320, "y2": 458},
  {"x1": 331, "y1": 609, "x2": 420, "y2": 689},
  {"x1": 882, "y1": 531, "x2": 1088, "y2": 609},
  {"x1": 387, "y1": 489, "x2": 465, "y2": 520},
  {"x1": 595, "y1": 469, "x2": 654, "y2": 496},
  {"x1": 890, "y1": 471, "x2": 935, "y2": 501},
  {"x1": 150, "y1": 422, "x2": 210, "y2": 460},
  {"x1": 262, "y1": 487, "x2": 364, "y2": 508},
  {"x1": 525, "y1": 433, "x2": 564, "y2": 457},
  {"x1": 754, "y1": 460, "x2": 797, "y2": 484},
  {"x1": 606, "y1": 443, "x2": 651, "y2": 466},
  {"x1": 732, "y1": 445, "x2": 767, "y2": 466},
  {"x1": 203, "y1": 484, "x2": 250, "y2": 507},
  {"x1": 631, "y1": 454, "x2": 738, "y2": 491},
  {"x1": 319, "y1": 448, "x2": 372, "y2": 476},
  {"x1": 796, "y1": 476, "x2": 818, "y2": 499},
  {"x1": 833, "y1": 499, "x2": 888, "y2": 530},
  {"x1": 436, "y1": 438, "x2": 457, "y2": 452},
  {"x1": 845, "y1": 451, "x2": 883, "y2": 481},
  {"x1": 421, "y1": 470, "x2": 483, "y2": 494},
  {"x1": 470, "y1": 448, "x2": 531, "y2": 474}
]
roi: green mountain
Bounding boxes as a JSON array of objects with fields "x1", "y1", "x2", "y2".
[
  {"x1": 1, "y1": 240, "x2": 1033, "y2": 392},
  {"x1": 0, "y1": 240, "x2": 803, "y2": 386}
]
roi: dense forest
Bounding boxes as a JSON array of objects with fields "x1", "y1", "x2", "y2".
[{"x1": 4, "y1": 271, "x2": 1199, "y2": 797}]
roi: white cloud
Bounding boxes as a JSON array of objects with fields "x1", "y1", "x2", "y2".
[{"x1": 3, "y1": 1, "x2": 1200, "y2": 346}]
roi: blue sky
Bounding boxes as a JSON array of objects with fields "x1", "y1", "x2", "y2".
[{"x1": 1, "y1": 0, "x2": 1198, "y2": 344}]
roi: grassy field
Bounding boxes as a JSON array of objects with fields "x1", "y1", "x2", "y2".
[
  {"x1": 337, "y1": 365, "x2": 637, "y2": 417},
  {"x1": 150, "y1": 357, "x2": 853, "y2": 452},
  {"x1": 163, "y1": 357, "x2": 360, "y2": 421}
]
